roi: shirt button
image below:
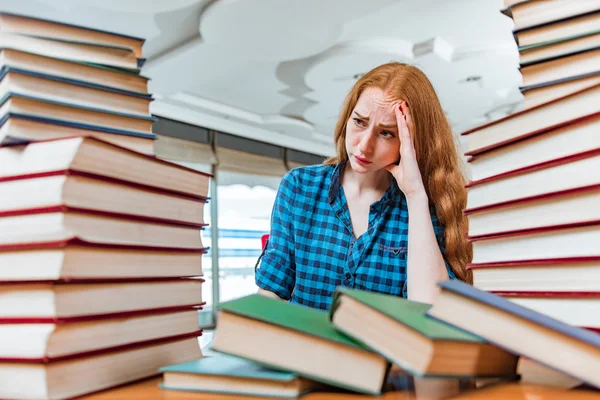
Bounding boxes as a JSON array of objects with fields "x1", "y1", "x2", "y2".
[{"x1": 345, "y1": 272, "x2": 352, "y2": 279}]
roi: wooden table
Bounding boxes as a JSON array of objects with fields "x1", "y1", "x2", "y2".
[{"x1": 82, "y1": 377, "x2": 600, "y2": 400}]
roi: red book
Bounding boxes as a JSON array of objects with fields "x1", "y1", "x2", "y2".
[
  {"x1": 0, "y1": 209, "x2": 207, "y2": 250},
  {"x1": 493, "y1": 291, "x2": 600, "y2": 330},
  {"x1": 0, "y1": 332, "x2": 203, "y2": 400},
  {"x1": 0, "y1": 278, "x2": 204, "y2": 321},
  {"x1": 461, "y1": 83, "x2": 600, "y2": 156},
  {"x1": 469, "y1": 258, "x2": 600, "y2": 293},
  {"x1": 0, "y1": 239, "x2": 205, "y2": 282},
  {"x1": 0, "y1": 136, "x2": 211, "y2": 199},
  {"x1": 0, "y1": 173, "x2": 207, "y2": 228}
]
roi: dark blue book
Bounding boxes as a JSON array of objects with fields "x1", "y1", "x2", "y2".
[
  {"x1": 0, "y1": 67, "x2": 152, "y2": 118},
  {"x1": 426, "y1": 280, "x2": 600, "y2": 389},
  {"x1": 0, "y1": 113, "x2": 156, "y2": 155},
  {"x1": 0, "y1": 92, "x2": 156, "y2": 133}
]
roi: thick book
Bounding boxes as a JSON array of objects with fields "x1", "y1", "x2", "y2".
[
  {"x1": 329, "y1": 288, "x2": 518, "y2": 378},
  {"x1": 0, "y1": 209, "x2": 205, "y2": 250},
  {"x1": 0, "y1": 112, "x2": 155, "y2": 155},
  {"x1": 450, "y1": 381, "x2": 596, "y2": 399},
  {"x1": 466, "y1": 186, "x2": 600, "y2": 238},
  {"x1": 160, "y1": 354, "x2": 323, "y2": 398},
  {"x1": 0, "y1": 12, "x2": 144, "y2": 58},
  {"x1": 467, "y1": 113, "x2": 600, "y2": 183},
  {"x1": 466, "y1": 150, "x2": 600, "y2": 212},
  {"x1": 212, "y1": 294, "x2": 390, "y2": 395},
  {"x1": 502, "y1": 0, "x2": 600, "y2": 31},
  {"x1": 0, "y1": 136, "x2": 210, "y2": 200},
  {"x1": 520, "y1": 48, "x2": 600, "y2": 88},
  {"x1": 494, "y1": 291, "x2": 600, "y2": 329},
  {"x1": 522, "y1": 72, "x2": 600, "y2": 109},
  {"x1": 426, "y1": 280, "x2": 600, "y2": 389},
  {"x1": 0, "y1": 309, "x2": 200, "y2": 361},
  {"x1": 0, "y1": 173, "x2": 207, "y2": 227},
  {"x1": 0, "y1": 92, "x2": 155, "y2": 133},
  {"x1": 0, "y1": 334, "x2": 201, "y2": 400},
  {"x1": 0, "y1": 49, "x2": 149, "y2": 93},
  {"x1": 469, "y1": 259, "x2": 600, "y2": 293},
  {"x1": 518, "y1": 357, "x2": 583, "y2": 389},
  {"x1": 0, "y1": 66, "x2": 152, "y2": 116},
  {"x1": 514, "y1": 11, "x2": 600, "y2": 47},
  {"x1": 0, "y1": 241, "x2": 204, "y2": 281},
  {"x1": 0, "y1": 278, "x2": 203, "y2": 321},
  {"x1": 519, "y1": 32, "x2": 600, "y2": 66},
  {"x1": 461, "y1": 83, "x2": 600, "y2": 156},
  {"x1": 470, "y1": 223, "x2": 600, "y2": 264},
  {"x1": 0, "y1": 31, "x2": 140, "y2": 70}
]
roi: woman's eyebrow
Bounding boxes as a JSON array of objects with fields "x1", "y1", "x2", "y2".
[{"x1": 354, "y1": 112, "x2": 397, "y2": 129}]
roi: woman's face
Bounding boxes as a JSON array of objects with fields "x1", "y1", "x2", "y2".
[{"x1": 345, "y1": 87, "x2": 401, "y2": 174}]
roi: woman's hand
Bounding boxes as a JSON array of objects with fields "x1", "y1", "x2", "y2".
[{"x1": 384, "y1": 101, "x2": 427, "y2": 201}]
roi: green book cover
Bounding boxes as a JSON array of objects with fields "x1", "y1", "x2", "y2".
[
  {"x1": 218, "y1": 294, "x2": 368, "y2": 349},
  {"x1": 518, "y1": 30, "x2": 600, "y2": 51},
  {"x1": 331, "y1": 287, "x2": 485, "y2": 343},
  {"x1": 216, "y1": 295, "x2": 390, "y2": 395},
  {"x1": 160, "y1": 354, "x2": 298, "y2": 381}
]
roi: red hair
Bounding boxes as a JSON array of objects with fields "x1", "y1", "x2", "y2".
[{"x1": 325, "y1": 62, "x2": 472, "y2": 283}]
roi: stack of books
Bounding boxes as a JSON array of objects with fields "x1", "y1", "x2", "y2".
[
  {"x1": 161, "y1": 285, "x2": 600, "y2": 398},
  {"x1": 460, "y1": 0, "x2": 600, "y2": 388},
  {"x1": 0, "y1": 13, "x2": 211, "y2": 400},
  {"x1": 0, "y1": 12, "x2": 156, "y2": 154},
  {"x1": 504, "y1": 0, "x2": 600, "y2": 109},
  {"x1": 160, "y1": 291, "x2": 519, "y2": 398},
  {"x1": 462, "y1": 0, "x2": 600, "y2": 333}
]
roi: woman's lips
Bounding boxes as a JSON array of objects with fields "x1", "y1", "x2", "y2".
[{"x1": 354, "y1": 155, "x2": 372, "y2": 165}]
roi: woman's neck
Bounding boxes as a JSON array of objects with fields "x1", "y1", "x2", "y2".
[{"x1": 342, "y1": 161, "x2": 392, "y2": 196}]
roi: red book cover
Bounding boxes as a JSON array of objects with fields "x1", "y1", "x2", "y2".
[
  {"x1": 466, "y1": 148, "x2": 600, "y2": 189},
  {"x1": 465, "y1": 183, "x2": 600, "y2": 215},
  {"x1": 0, "y1": 302, "x2": 206, "y2": 324},
  {"x1": 0, "y1": 204, "x2": 208, "y2": 228},
  {"x1": 460, "y1": 84, "x2": 600, "y2": 156},
  {"x1": 0, "y1": 237, "x2": 210, "y2": 252},
  {"x1": 0, "y1": 329, "x2": 203, "y2": 363},
  {"x1": 0, "y1": 136, "x2": 213, "y2": 200},
  {"x1": 468, "y1": 257, "x2": 600, "y2": 270},
  {"x1": 468, "y1": 220, "x2": 600, "y2": 242},
  {"x1": 492, "y1": 291, "x2": 600, "y2": 298}
]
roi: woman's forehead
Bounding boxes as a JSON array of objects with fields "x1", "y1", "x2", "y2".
[{"x1": 354, "y1": 88, "x2": 399, "y2": 120}]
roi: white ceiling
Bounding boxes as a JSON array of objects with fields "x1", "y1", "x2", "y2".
[{"x1": 1, "y1": 0, "x2": 523, "y2": 156}]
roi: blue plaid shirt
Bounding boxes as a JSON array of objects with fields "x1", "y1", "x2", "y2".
[{"x1": 256, "y1": 161, "x2": 456, "y2": 310}]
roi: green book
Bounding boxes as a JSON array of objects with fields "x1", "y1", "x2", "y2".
[
  {"x1": 519, "y1": 31, "x2": 600, "y2": 67},
  {"x1": 159, "y1": 354, "x2": 322, "y2": 398},
  {"x1": 212, "y1": 294, "x2": 390, "y2": 395},
  {"x1": 330, "y1": 288, "x2": 519, "y2": 378}
]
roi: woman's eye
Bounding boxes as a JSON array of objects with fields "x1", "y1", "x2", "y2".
[
  {"x1": 381, "y1": 131, "x2": 395, "y2": 138},
  {"x1": 352, "y1": 117, "x2": 366, "y2": 127}
]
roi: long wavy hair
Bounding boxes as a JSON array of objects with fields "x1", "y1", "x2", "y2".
[{"x1": 324, "y1": 62, "x2": 472, "y2": 283}]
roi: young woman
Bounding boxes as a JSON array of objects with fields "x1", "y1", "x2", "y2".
[{"x1": 256, "y1": 62, "x2": 472, "y2": 310}]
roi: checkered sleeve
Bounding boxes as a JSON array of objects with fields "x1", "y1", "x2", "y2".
[
  {"x1": 255, "y1": 170, "x2": 298, "y2": 300},
  {"x1": 401, "y1": 206, "x2": 456, "y2": 298}
]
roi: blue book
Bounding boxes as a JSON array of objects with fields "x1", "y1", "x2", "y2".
[
  {"x1": 426, "y1": 280, "x2": 600, "y2": 389},
  {"x1": 159, "y1": 355, "x2": 323, "y2": 398}
]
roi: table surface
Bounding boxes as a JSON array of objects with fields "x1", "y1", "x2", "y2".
[{"x1": 81, "y1": 377, "x2": 600, "y2": 400}]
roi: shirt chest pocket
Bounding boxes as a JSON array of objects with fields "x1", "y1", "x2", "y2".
[{"x1": 377, "y1": 243, "x2": 407, "y2": 258}]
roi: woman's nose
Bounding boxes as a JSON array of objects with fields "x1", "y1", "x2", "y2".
[{"x1": 357, "y1": 130, "x2": 375, "y2": 154}]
